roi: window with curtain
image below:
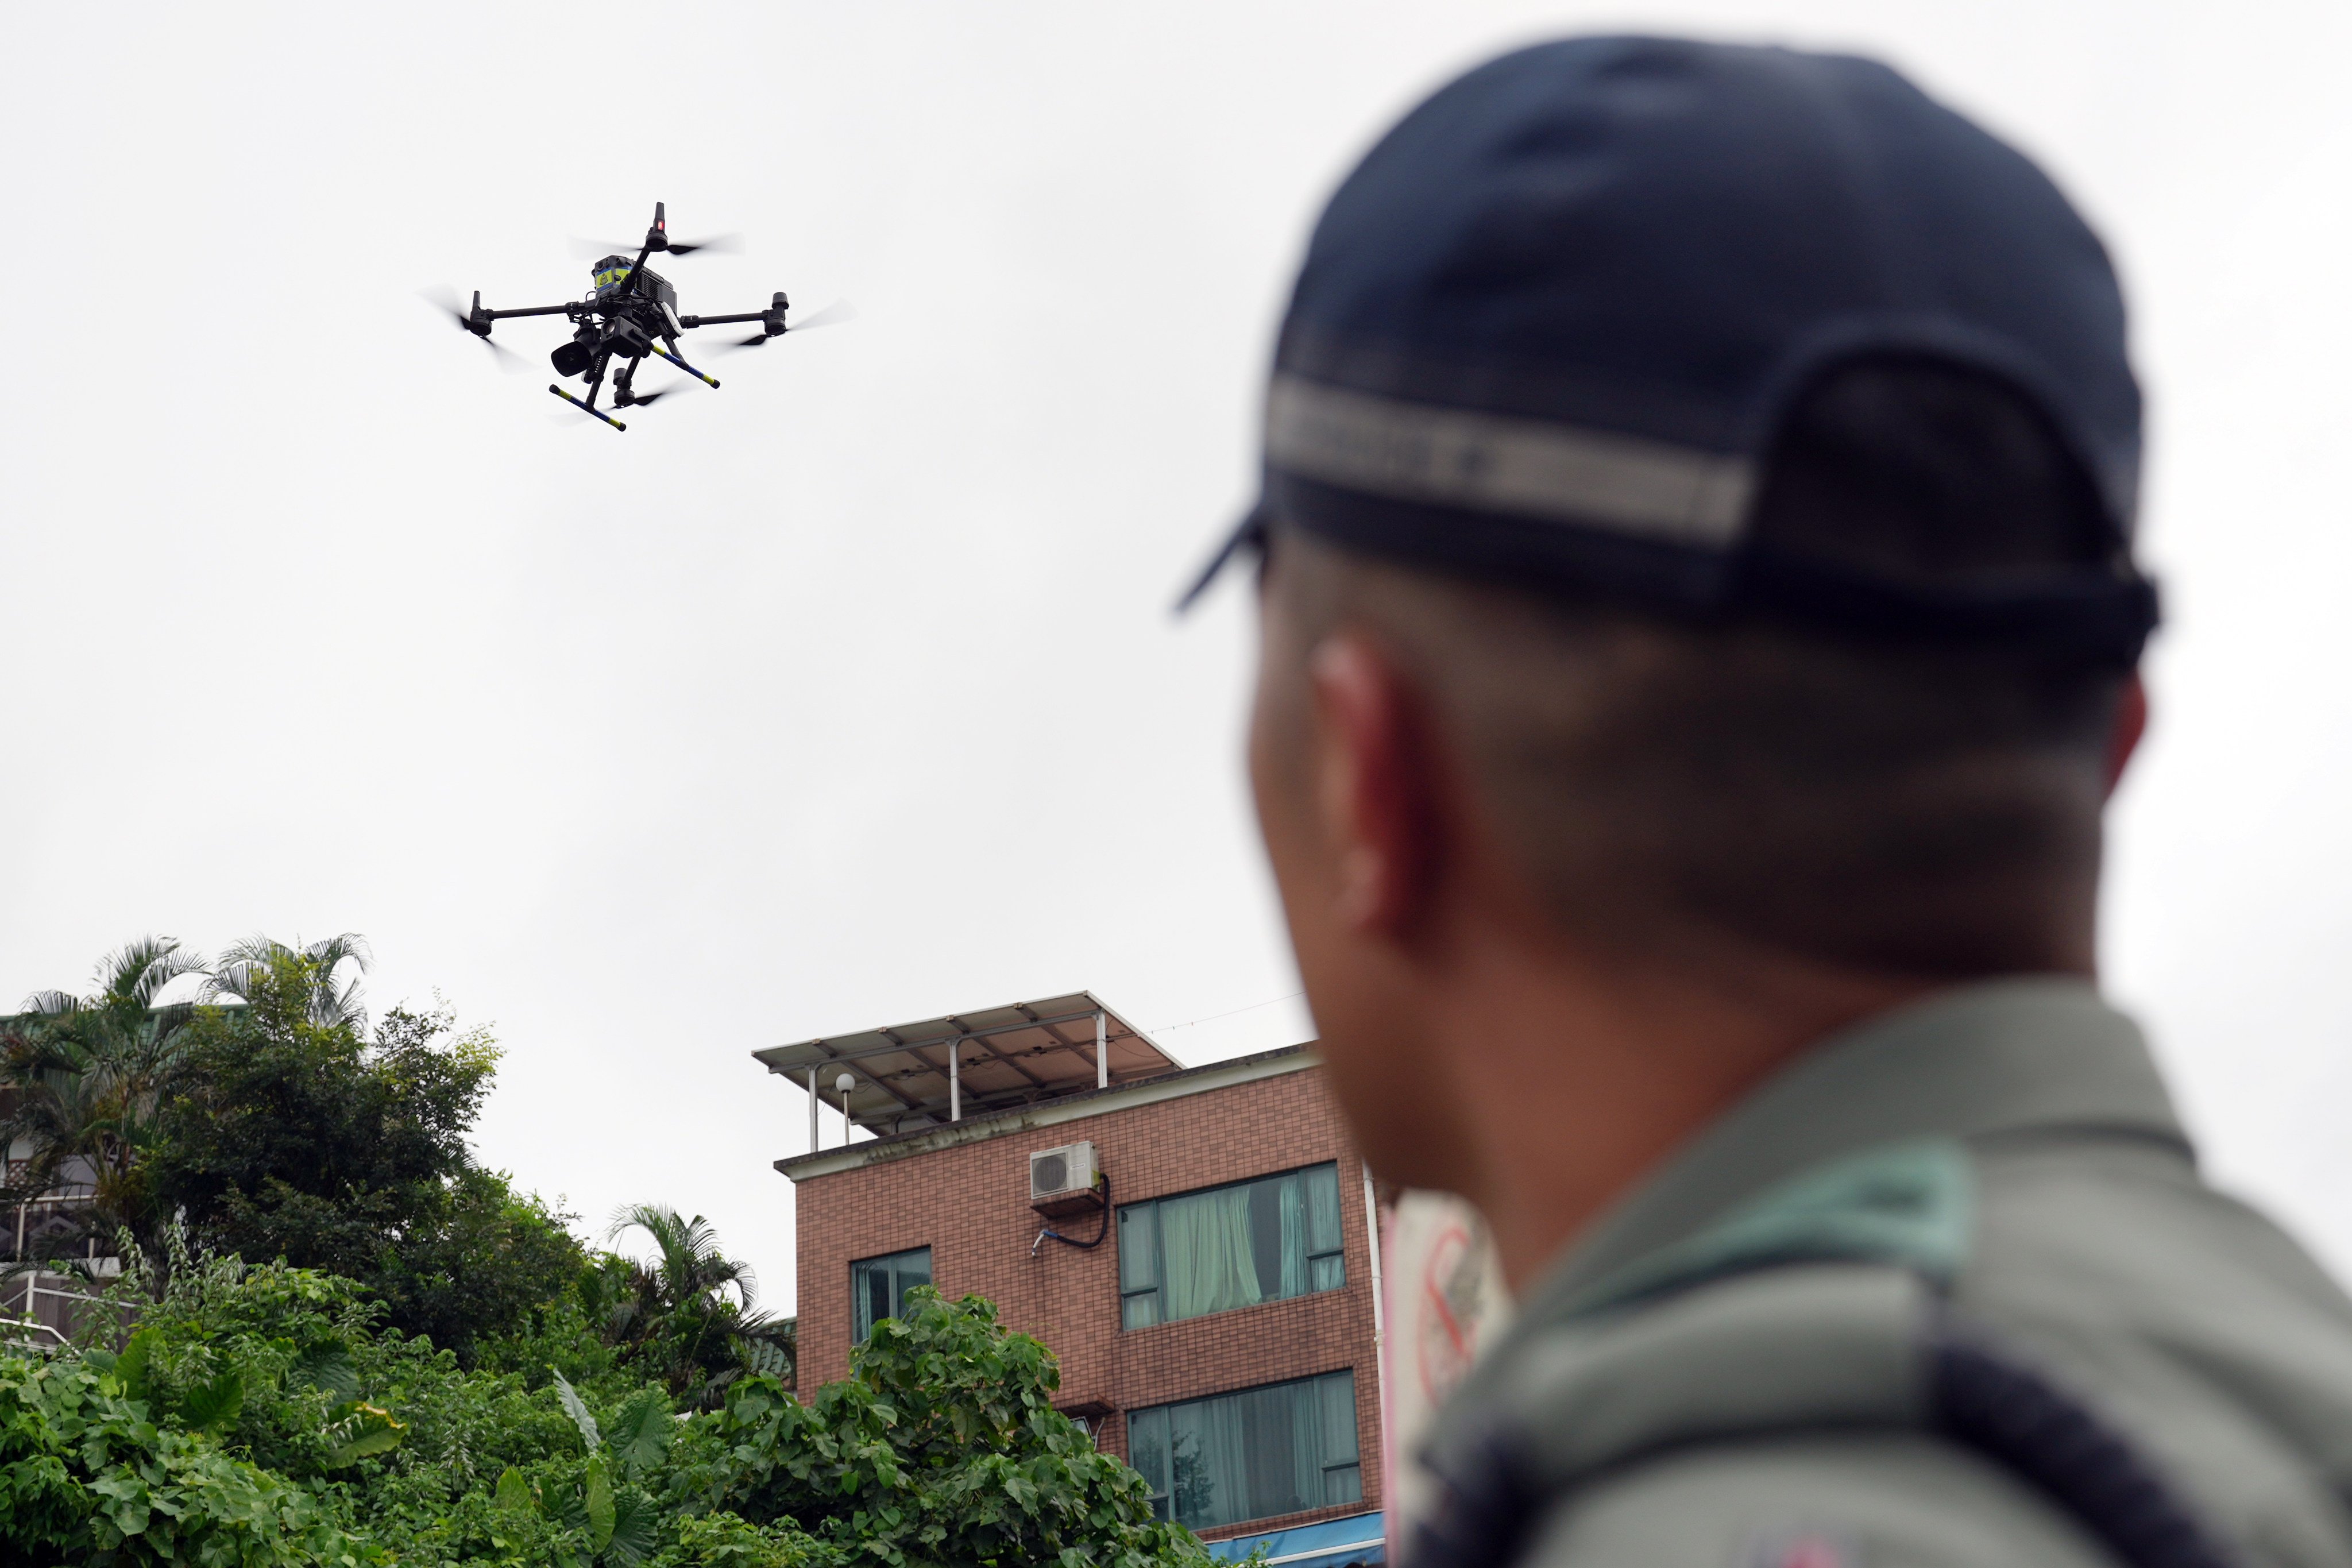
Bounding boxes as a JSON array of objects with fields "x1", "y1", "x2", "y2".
[
  {"x1": 850, "y1": 1246, "x2": 931, "y2": 1343},
  {"x1": 1125, "y1": 1370, "x2": 1361, "y2": 1531},
  {"x1": 1119, "y1": 1163, "x2": 1345, "y2": 1330}
]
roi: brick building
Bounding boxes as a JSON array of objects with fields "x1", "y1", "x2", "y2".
[{"x1": 760, "y1": 994, "x2": 1386, "y2": 1563}]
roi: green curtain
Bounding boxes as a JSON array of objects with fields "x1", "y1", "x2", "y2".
[
  {"x1": 1161, "y1": 1372, "x2": 1355, "y2": 1530},
  {"x1": 1162, "y1": 1185, "x2": 1262, "y2": 1319},
  {"x1": 1277, "y1": 1175, "x2": 1306, "y2": 1300}
]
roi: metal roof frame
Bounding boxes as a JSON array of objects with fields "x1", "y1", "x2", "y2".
[{"x1": 752, "y1": 991, "x2": 1180, "y2": 1137}]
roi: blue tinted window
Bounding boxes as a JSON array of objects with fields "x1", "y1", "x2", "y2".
[
  {"x1": 1126, "y1": 1370, "x2": 1361, "y2": 1530},
  {"x1": 851, "y1": 1246, "x2": 931, "y2": 1343}
]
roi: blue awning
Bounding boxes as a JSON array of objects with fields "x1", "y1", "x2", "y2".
[{"x1": 1204, "y1": 1511, "x2": 1385, "y2": 1567}]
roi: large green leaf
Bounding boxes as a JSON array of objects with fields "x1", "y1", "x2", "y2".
[
  {"x1": 286, "y1": 1339, "x2": 360, "y2": 1403},
  {"x1": 325, "y1": 1400, "x2": 407, "y2": 1467},
  {"x1": 179, "y1": 1368, "x2": 245, "y2": 1433},
  {"x1": 494, "y1": 1466, "x2": 537, "y2": 1514},
  {"x1": 604, "y1": 1388, "x2": 673, "y2": 1480},
  {"x1": 554, "y1": 1366, "x2": 600, "y2": 1451},
  {"x1": 113, "y1": 1325, "x2": 161, "y2": 1405},
  {"x1": 604, "y1": 1488, "x2": 660, "y2": 1567},
  {"x1": 583, "y1": 1453, "x2": 615, "y2": 1551}
]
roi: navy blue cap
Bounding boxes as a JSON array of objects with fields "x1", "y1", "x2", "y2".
[{"x1": 1186, "y1": 36, "x2": 2157, "y2": 663}]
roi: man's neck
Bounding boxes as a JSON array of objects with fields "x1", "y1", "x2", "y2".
[{"x1": 1438, "y1": 927, "x2": 1941, "y2": 1295}]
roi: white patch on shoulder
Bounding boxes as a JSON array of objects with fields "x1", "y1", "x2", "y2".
[{"x1": 1740, "y1": 1528, "x2": 1855, "y2": 1568}]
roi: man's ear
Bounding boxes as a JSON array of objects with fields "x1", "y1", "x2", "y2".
[
  {"x1": 1307, "y1": 633, "x2": 1442, "y2": 937},
  {"x1": 2103, "y1": 671, "x2": 2148, "y2": 799}
]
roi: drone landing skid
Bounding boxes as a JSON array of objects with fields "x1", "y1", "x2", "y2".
[
  {"x1": 549, "y1": 383, "x2": 627, "y2": 431},
  {"x1": 648, "y1": 343, "x2": 720, "y2": 389}
]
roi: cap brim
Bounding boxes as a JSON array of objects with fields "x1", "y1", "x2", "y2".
[{"x1": 1172, "y1": 504, "x2": 1269, "y2": 614}]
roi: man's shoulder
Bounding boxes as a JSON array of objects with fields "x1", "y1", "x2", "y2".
[
  {"x1": 1967, "y1": 1130, "x2": 2352, "y2": 1333},
  {"x1": 1415, "y1": 1134, "x2": 2352, "y2": 1568},
  {"x1": 1518, "y1": 1429, "x2": 2119, "y2": 1568}
]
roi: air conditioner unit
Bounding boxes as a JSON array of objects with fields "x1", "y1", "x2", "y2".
[{"x1": 1030, "y1": 1141, "x2": 1100, "y2": 1217}]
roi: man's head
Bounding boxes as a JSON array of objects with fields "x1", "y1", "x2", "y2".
[{"x1": 1212, "y1": 40, "x2": 2157, "y2": 1237}]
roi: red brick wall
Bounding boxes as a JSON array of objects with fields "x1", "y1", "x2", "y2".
[{"x1": 790, "y1": 1057, "x2": 1381, "y2": 1535}]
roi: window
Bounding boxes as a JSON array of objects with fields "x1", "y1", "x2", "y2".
[
  {"x1": 1119, "y1": 1163, "x2": 1344, "y2": 1330},
  {"x1": 1126, "y1": 1370, "x2": 1361, "y2": 1531},
  {"x1": 850, "y1": 1246, "x2": 931, "y2": 1343}
]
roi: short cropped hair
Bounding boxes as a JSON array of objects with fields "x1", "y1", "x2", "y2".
[{"x1": 1265, "y1": 356, "x2": 2131, "y2": 978}]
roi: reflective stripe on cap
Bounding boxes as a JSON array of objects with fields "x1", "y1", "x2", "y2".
[{"x1": 1265, "y1": 373, "x2": 1755, "y2": 547}]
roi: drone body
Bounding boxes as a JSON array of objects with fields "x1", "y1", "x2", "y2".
[{"x1": 444, "y1": 203, "x2": 801, "y2": 431}]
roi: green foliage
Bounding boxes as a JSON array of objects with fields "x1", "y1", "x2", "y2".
[
  {"x1": 596, "y1": 1206, "x2": 797, "y2": 1409},
  {"x1": 7, "y1": 936, "x2": 1225, "y2": 1565},
  {"x1": 1, "y1": 936, "x2": 209, "y2": 1271},
  {"x1": 0, "y1": 1353, "x2": 381, "y2": 1565},
  {"x1": 288, "y1": 1338, "x2": 362, "y2": 1403},
  {"x1": 607, "y1": 1387, "x2": 676, "y2": 1480},
  {"x1": 150, "y1": 976, "x2": 593, "y2": 1362},
  {"x1": 180, "y1": 1365, "x2": 247, "y2": 1432},
  {"x1": 557, "y1": 1366, "x2": 603, "y2": 1449},
  {"x1": 6, "y1": 934, "x2": 596, "y2": 1364},
  {"x1": 650, "y1": 1512, "x2": 831, "y2": 1568},
  {"x1": 9, "y1": 1259, "x2": 1221, "y2": 1567},
  {"x1": 679, "y1": 1289, "x2": 1216, "y2": 1568}
]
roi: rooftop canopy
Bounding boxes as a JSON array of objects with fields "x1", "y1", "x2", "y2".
[{"x1": 752, "y1": 991, "x2": 1179, "y2": 1135}]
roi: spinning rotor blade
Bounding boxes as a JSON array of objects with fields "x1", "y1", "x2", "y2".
[
  {"x1": 418, "y1": 287, "x2": 524, "y2": 372},
  {"x1": 723, "y1": 299, "x2": 856, "y2": 351},
  {"x1": 790, "y1": 299, "x2": 856, "y2": 332},
  {"x1": 569, "y1": 232, "x2": 740, "y2": 260}
]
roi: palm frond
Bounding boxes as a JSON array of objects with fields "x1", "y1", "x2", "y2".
[
  {"x1": 302, "y1": 932, "x2": 374, "y2": 974},
  {"x1": 605, "y1": 1201, "x2": 682, "y2": 1249},
  {"x1": 96, "y1": 936, "x2": 205, "y2": 1011},
  {"x1": 302, "y1": 933, "x2": 372, "y2": 1029},
  {"x1": 203, "y1": 933, "x2": 371, "y2": 1029}
]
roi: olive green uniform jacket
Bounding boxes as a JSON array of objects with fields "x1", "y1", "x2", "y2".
[{"x1": 1410, "y1": 980, "x2": 2352, "y2": 1568}]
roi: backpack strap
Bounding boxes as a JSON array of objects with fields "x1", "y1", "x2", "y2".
[{"x1": 1934, "y1": 1322, "x2": 2234, "y2": 1568}]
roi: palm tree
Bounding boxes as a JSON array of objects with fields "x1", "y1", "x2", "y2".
[
  {"x1": 1, "y1": 937, "x2": 208, "y2": 1284},
  {"x1": 600, "y1": 1203, "x2": 795, "y2": 1405},
  {"x1": 205, "y1": 933, "x2": 371, "y2": 1029}
]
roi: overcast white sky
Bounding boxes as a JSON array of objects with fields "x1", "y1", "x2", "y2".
[{"x1": 5, "y1": 1, "x2": 2348, "y2": 1315}]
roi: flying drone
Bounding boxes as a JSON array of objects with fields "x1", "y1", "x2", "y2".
[{"x1": 431, "y1": 203, "x2": 844, "y2": 431}]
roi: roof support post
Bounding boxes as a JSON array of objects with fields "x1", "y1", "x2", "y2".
[
  {"x1": 808, "y1": 1066, "x2": 820, "y2": 1151},
  {"x1": 950, "y1": 1038, "x2": 961, "y2": 1122},
  {"x1": 1095, "y1": 1010, "x2": 1108, "y2": 1090}
]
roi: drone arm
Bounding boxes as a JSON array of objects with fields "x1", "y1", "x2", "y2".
[
  {"x1": 625, "y1": 200, "x2": 667, "y2": 285},
  {"x1": 682, "y1": 293, "x2": 789, "y2": 335},
  {"x1": 484, "y1": 303, "x2": 575, "y2": 320}
]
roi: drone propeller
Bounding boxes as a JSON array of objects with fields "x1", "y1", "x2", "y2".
[
  {"x1": 569, "y1": 233, "x2": 741, "y2": 260},
  {"x1": 419, "y1": 287, "x2": 524, "y2": 372},
  {"x1": 724, "y1": 298, "x2": 856, "y2": 350}
]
